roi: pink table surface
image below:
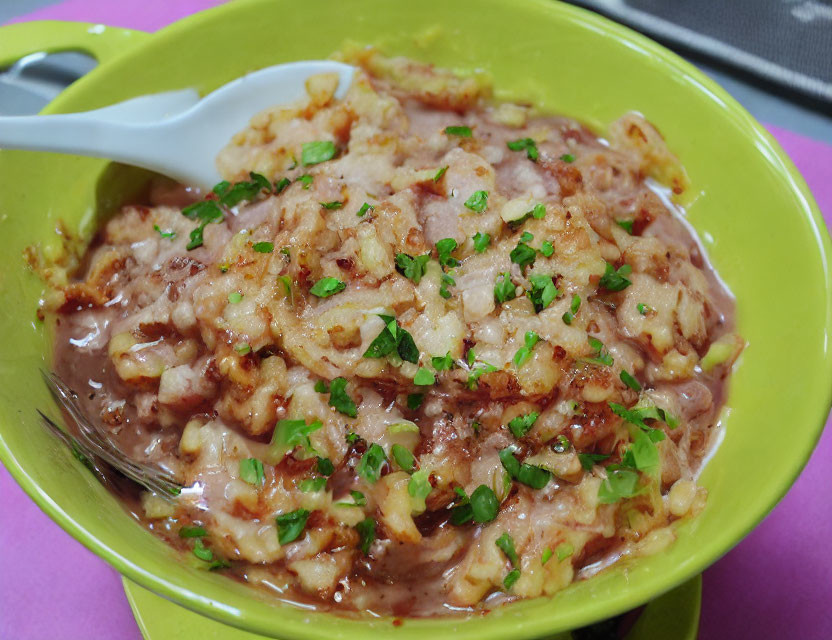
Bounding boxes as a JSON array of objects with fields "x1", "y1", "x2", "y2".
[{"x1": 1, "y1": 2, "x2": 831, "y2": 638}]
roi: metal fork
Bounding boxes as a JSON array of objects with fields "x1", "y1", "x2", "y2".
[{"x1": 39, "y1": 370, "x2": 182, "y2": 498}]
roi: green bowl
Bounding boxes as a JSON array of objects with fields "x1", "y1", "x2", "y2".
[{"x1": 1, "y1": 1, "x2": 829, "y2": 638}]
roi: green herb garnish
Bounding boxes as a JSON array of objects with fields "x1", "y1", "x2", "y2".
[
  {"x1": 431, "y1": 352, "x2": 454, "y2": 371},
  {"x1": 472, "y1": 232, "x2": 491, "y2": 253},
  {"x1": 507, "y1": 137, "x2": 539, "y2": 161},
  {"x1": 357, "y1": 443, "x2": 387, "y2": 483},
  {"x1": 541, "y1": 547, "x2": 553, "y2": 564},
  {"x1": 470, "y1": 484, "x2": 499, "y2": 522},
  {"x1": 408, "y1": 470, "x2": 432, "y2": 511},
  {"x1": 585, "y1": 336, "x2": 613, "y2": 366},
  {"x1": 328, "y1": 377, "x2": 357, "y2": 418},
  {"x1": 444, "y1": 125, "x2": 472, "y2": 137},
  {"x1": 637, "y1": 303, "x2": 653, "y2": 315},
  {"x1": 153, "y1": 224, "x2": 176, "y2": 239},
  {"x1": 552, "y1": 434, "x2": 571, "y2": 453},
  {"x1": 234, "y1": 342, "x2": 251, "y2": 355},
  {"x1": 395, "y1": 252, "x2": 431, "y2": 284},
  {"x1": 309, "y1": 277, "x2": 346, "y2": 298},
  {"x1": 616, "y1": 219, "x2": 634, "y2": 234},
  {"x1": 356, "y1": 518, "x2": 376, "y2": 555},
  {"x1": 527, "y1": 274, "x2": 559, "y2": 312},
  {"x1": 494, "y1": 272, "x2": 516, "y2": 304},
  {"x1": 299, "y1": 477, "x2": 327, "y2": 492},
  {"x1": 314, "y1": 380, "x2": 329, "y2": 393},
  {"x1": 599, "y1": 262, "x2": 632, "y2": 291},
  {"x1": 560, "y1": 153, "x2": 575, "y2": 163},
  {"x1": 562, "y1": 294, "x2": 581, "y2": 325},
  {"x1": 252, "y1": 241, "x2": 274, "y2": 253},
  {"x1": 413, "y1": 368, "x2": 436, "y2": 386},
  {"x1": 499, "y1": 447, "x2": 551, "y2": 489},
  {"x1": 556, "y1": 542, "x2": 574, "y2": 561},
  {"x1": 496, "y1": 532, "x2": 519, "y2": 567},
  {"x1": 239, "y1": 458, "x2": 265, "y2": 486},
  {"x1": 274, "y1": 177, "x2": 290, "y2": 193},
  {"x1": 357, "y1": 202, "x2": 373, "y2": 217},
  {"x1": 503, "y1": 569, "x2": 521, "y2": 590},
  {"x1": 433, "y1": 166, "x2": 448, "y2": 182},
  {"x1": 320, "y1": 201, "x2": 343, "y2": 210},
  {"x1": 276, "y1": 509, "x2": 310, "y2": 544},
  {"x1": 598, "y1": 468, "x2": 642, "y2": 504},
  {"x1": 436, "y1": 238, "x2": 460, "y2": 268},
  {"x1": 363, "y1": 314, "x2": 419, "y2": 364},
  {"x1": 301, "y1": 140, "x2": 336, "y2": 166},
  {"x1": 620, "y1": 370, "x2": 642, "y2": 391},
  {"x1": 296, "y1": 174, "x2": 313, "y2": 189},
  {"x1": 578, "y1": 452, "x2": 610, "y2": 470},
  {"x1": 539, "y1": 240, "x2": 554, "y2": 257},
  {"x1": 407, "y1": 393, "x2": 424, "y2": 410},
  {"x1": 227, "y1": 291, "x2": 242, "y2": 304},
  {"x1": 335, "y1": 489, "x2": 367, "y2": 507},
  {"x1": 464, "y1": 190, "x2": 489, "y2": 213},
  {"x1": 510, "y1": 241, "x2": 536, "y2": 272},
  {"x1": 270, "y1": 418, "x2": 323, "y2": 460},
  {"x1": 513, "y1": 331, "x2": 540, "y2": 368},
  {"x1": 179, "y1": 525, "x2": 207, "y2": 538},
  {"x1": 317, "y1": 457, "x2": 334, "y2": 475},
  {"x1": 508, "y1": 411, "x2": 539, "y2": 438},
  {"x1": 392, "y1": 444, "x2": 416, "y2": 473}
]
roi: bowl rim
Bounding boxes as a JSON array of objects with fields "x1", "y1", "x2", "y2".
[{"x1": 1, "y1": 0, "x2": 831, "y2": 636}]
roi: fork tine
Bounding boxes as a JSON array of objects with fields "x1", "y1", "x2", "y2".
[{"x1": 40, "y1": 370, "x2": 182, "y2": 497}]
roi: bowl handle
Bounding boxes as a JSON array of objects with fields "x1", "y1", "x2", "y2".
[{"x1": 0, "y1": 20, "x2": 148, "y2": 68}]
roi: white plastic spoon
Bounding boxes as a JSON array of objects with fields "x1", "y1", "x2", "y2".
[{"x1": 0, "y1": 61, "x2": 355, "y2": 190}]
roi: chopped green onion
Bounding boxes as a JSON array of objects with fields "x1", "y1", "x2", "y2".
[
  {"x1": 239, "y1": 458, "x2": 265, "y2": 486},
  {"x1": 444, "y1": 125, "x2": 472, "y2": 137},
  {"x1": 464, "y1": 190, "x2": 489, "y2": 213},
  {"x1": 599, "y1": 262, "x2": 632, "y2": 291},
  {"x1": 513, "y1": 331, "x2": 540, "y2": 368},
  {"x1": 153, "y1": 224, "x2": 176, "y2": 239},
  {"x1": 562, "y1": 294, "x2": 581, "y2": 325},
  {"x1": 508, "y1": 412, "x2": 539, "y2": 439},
  {"x1": 328, "y1": 377, "x2": 357, "y2": 418},
  {"x1": 560, "y1": 153, "x2": 575, "y2": 163},
  {"x1": 552, "y1": 435, "x2": 571, "y2": 453},
  {"x1": 578, "y1": 452, "x2": 610, "y2": 471},
  {"x1": 413, "y1": 368, "x2": 436, "y2": 386},
  {"x1": 234, "y1": 342, "x2": 251, "y2": 355},
  {"x1": 585, "y1": 336, "x2": 614, "y2": 366},
  {"x1": 357, "y1": 443, "x2": 387, "y2": 483},
  {"x1": 407, "y1": 393, "x2": 424, "y2": 410},
  {"x1": 472, "y1": 231, "x2": 491, "y2": 253},
  {"x1": 299, "y1": 477, "x2": 327, "y2": 492},
  {"x1": 227, "y1": 292, "x2": 242, "y2": 304},
  {"x1": 496, "y1": 532, "x2": 519, "y2": 567},
  {"x1": 510, "y1": 241, "x2": 536, "y2": 272},
  {"x1": 433, "y1": 166, "x2": 448, "y2": 182},
  {"x1": 527, "y1": 274, "x2": 559, "y2": 312},
  {"x1": 395, "y1": 252, "x2": 431, "y2": 284},
  {"x1": 392, "y1": 444, "x2": 416, "y2": 473},
  {"x1": 276, "y1": 509, "x2": 310, "y2": 544},
  {"x1": 296, "y1": 174, "x2": 313, "y2": 189},
  {"x1": 274, "y1": 177, "x2": 290, "y2": 193},
  {"x1": 616, "y1": 219, "x2": 634, "y2": 234},
  {"x1": 317, "y1": 457, "x2": 334, "y2": 475},
  {"x1": 301, "y1": 140, "x2": 336, "y2": 166},
  {"x1": 357, "y1": 202, "x2": 374, "y2": 217},
  {"x1": 541, "y1": 547, "x2": 553, "y2": 564},
  {"x1": 494, "y1": 272, "x2": 516, "y2": 304},
  {"x1": 356, "y1": 517, "x2": 376, "y2": 555},
  {"x1": 555, "y1": 542, "x2": 574, "y2": 561},
  {"x1": 470, "y1": 484, "x2": 499, "y2": 522},
  {"x1": 252, "y1": 241, "x2": 274, "y2": 253},
  {"x1": 507, "y1": 137, "x2": 539, "y2": 161},
  {"x1": 314, "y1": 380, "x2": 329, "y2": 393},
  {"x1": 620, "y1": 369, "x2": 642, "y2": 391},
  {"x1": 179, "y1": 525, "x2": 207, "y2": 538},
  {"x1": 309, "y1": 277, "x2": 346, "y2": 298},
  {"x1": 320, "y1": 201, "x2": 343, "y2": 210},
  {"x1": 503, "y1": 569, "x2": 521, "y2": 590},
  {"x1": 436, "y1": 238, "x2": 460, "y2": 268},
  {"x1": 637, "y1": 303, "x2": 653, "y2": 315},
  {"x1": 539, "y1": 240, "x2": 554, "y2": 257}
]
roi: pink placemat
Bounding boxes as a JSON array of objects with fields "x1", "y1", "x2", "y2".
[{"x1": 1, "y1": 3, "x2": 831, "y2": 639}]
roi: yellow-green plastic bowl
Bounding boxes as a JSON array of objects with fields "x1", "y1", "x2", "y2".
[{"x1": 0, "y1": 1, "x2": 830, "y2": 638}]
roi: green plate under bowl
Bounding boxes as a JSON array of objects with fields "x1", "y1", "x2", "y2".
[
  {"x1": 0, "y1": 0, "x2": 830, "y2": 638},
  {"x1": 122, "y1": 575, "x2": 702, "y2": 640}
]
